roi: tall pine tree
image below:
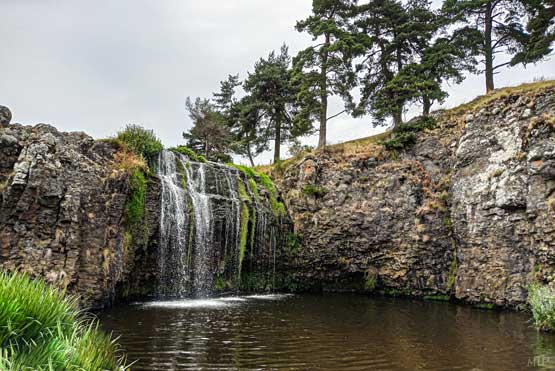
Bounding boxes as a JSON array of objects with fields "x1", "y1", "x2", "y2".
[
  {"x1": 293, "y1": 0, "x2": 358, "y2": 148},
  {"x1": 442, "y1": 0, "x2": 531, "y2": 92},
  {"x1": 354, "y1": 0, "x2": 436, "y2": 127},
  {"x1": 244, "y1": 45, "x2": 309, "y2": 163}
]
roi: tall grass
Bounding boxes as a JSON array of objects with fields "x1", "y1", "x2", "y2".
[
  {"x1": 0, "y1": 271, "x2": 128, "y2": 370},
  {"x1": 528, "y1": 284, "x2": 555, "y2": 332}
]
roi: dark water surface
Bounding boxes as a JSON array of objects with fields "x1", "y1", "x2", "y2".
[{"x1": 99, "y1": 294, "x2": 555, "y2": 370}]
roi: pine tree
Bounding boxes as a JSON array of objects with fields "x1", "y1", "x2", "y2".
[
  {"x1": 243, "y1": 45, "x2": 309, "y2": 163},
  {"x1": 183, "y1": 97, "x2": 233, "y2": 162},
  {"x1": 354, "y1": 0, "x2": 436, "y2": 127},
  {"x1": 442, "y1": 0, "x2": 530, "y2": 92},
  {"x1": 293, "y1": 0, "x2": 358, "y2": 148},
  {"x1": 512, "y1": 0, "x2": 555, "y2": 65}
]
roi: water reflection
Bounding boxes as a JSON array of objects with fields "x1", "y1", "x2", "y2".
[{"x1": 100, "y1": 294, "x2": 555, "y2": 370}]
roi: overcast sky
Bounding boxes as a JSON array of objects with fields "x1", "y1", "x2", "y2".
[{"x1": 2, "y1": 1, "x2": 554, "y2": 165}]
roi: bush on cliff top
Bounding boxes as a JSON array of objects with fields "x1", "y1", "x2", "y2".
[
  {"x1": 379, "y1": 116, "x2": 437, "y2": 151},
  {"x1": 116, "y1": 124, "x2": 163, "y2": 160},
  {"x1": 0, "y1": 270, "x2": 128, "y2": 370},
  {"x1": 528, "y1": 284, "x2": 555, "y2": 332}
]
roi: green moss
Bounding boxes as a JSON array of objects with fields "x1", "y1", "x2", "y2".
[
  {"x1": 237, "y1": 181, "x2": 251, "y2": 203},
  {"x1": 259, "y1": 173, "x2": 286, "y2": 217},
  {"x1": 424, "y1": 295, "x2": 450, "y2": 302},
  {"x1": 237, "y1": 204, "x2": 250, "y2": 280},
  {"x1": 474, "y1": 303, "x2": 496, "y2": 310},
  {"x1": 227, "y1": 163, "x2": 286, "y2": 217},
  {"x1": 303, "y1": 185, "x2": 328, "y2": 197},
  {"x1": 170, "y1": 146, "x2": 207, "y2": 163},
  {"x1": 125, "y1": 170, "x2": 146, "y2": 226},
  {"x1": 227, "y1": 163, "x2": 258, "y2": 178},
  {"x1": 248, "y1": 178, "x2": 261, "y2": 203}
]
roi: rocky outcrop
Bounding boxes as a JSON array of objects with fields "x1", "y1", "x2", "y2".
[
  {"x1": 0, "y1": 122, "x2": 157, "y2": 308},
  {"x1": 274, "y1": 83, "x2": 555, "y2": 307}
]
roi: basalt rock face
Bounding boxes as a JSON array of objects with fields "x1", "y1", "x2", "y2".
[
  {"x1": 275, "y1": 85, "x2": 555, "y2": 307},
  {"x1": 0, "y1": 122, "x2": 158, "y2": 308}
]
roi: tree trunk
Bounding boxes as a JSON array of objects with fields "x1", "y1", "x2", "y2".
[
  {"x1": 273, "y1": 120, "x2": 281, "y2": 163},
  {"x1": 423, "y1": 96, "x2": 432, "y2": 116},
  {"x1": 318, "y1": 33, "x2": 330, "y2": 149},
  {"x1": 484, "y1": 1, "x2": 495, "y2": 93},
  {"x1": 246, "y1": 143, "x2": 255, "y2": 167},
  {"x1": 205, "y1": 139, "x2": 209, "y2": 158},
  {"x1": 392, "y1": 109, "x2": 403, "y2": 128}
]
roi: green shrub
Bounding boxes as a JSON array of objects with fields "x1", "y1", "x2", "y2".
[
  {"x1": 116, "y1": 124, "x2": 163, "y2": 160},
  {"x1": 303, "y1": 185, "x2": 328, "y2": 197},
  {"x1": 171, "y1": 146, "x2": 207, "y2": 163},
  {"x1": 0, "y1": 271, "x2": 128, "y2": 370},
  {"x1": 529, "y1": 284, "x2": 555, "y2": 332},
  {"x1": 379, "y1": 116, "x2": 437, "y2": 151}
]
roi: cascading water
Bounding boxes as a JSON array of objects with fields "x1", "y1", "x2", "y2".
[{"x1": 157, "y1": 149, "x2": 277, "y2": 298}]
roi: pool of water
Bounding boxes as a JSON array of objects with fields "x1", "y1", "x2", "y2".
[{"x1": 99, "y1": 294, "x2": 555, "y2": 370}]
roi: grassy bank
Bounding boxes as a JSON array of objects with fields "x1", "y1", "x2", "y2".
[
  {"x1": 0, "y1": 271, "x2": 128, "y2": 371},
  {"x1": 529, "y1": 284, "x2": 555, "y2": 332}
]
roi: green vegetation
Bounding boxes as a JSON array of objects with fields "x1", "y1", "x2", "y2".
[
  {"x1": 116, "y1": 124, "x2": 163, "y2": 160},
  {"x1": 528, "y1": 284, "x2": 555, "y2": 332},
  {"x1": 183, "y1": 97, "x2": 233, "y2": 163},
  {"x1": 379, "y1": 116, "x2": 437, "y2": 151},
  {"x1": 285, "y1": 233, "x2": 302, "y2": 254},
  {"x1": 174, "y1": 0, "x2": 553, "y2": 163},
  {"x1": 171, "y1": 146, "x2": 207, "y2": 163},
  {"x1": 259, "y1": 173, "x2": 286, "y2": 217},
  {"x1": 248, "y1": 178, "x2": 260, "y2": 203},
  {"x1": 228, "y1": 163, "x2": 286, "y2": 217},
  {"x1": 302, "y1": 185, "x2": 328, "y2": 197},
  {"x1": 125, "y1": 170, "x2": 146, "y2": 226},
  {"x1": 364, "y1": 276, "x2": 377, "y2": 292},
  {"x1": 237, "y1": 204, "x2": 250, "y2": 280},
  {"x1": 0, "y1": 271, "x2": 127, "y2": 370}
]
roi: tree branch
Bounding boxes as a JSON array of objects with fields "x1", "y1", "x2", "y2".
[{"x1": 327, "y1": 110, "x2": 347, "y2": 121}]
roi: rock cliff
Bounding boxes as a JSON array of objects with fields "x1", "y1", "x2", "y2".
[
  {"x1": 272, "y1": 82, "x2": 555, "y2": 308},
  {"x1": 0, "y1": 121, "x2": 141, "y2": 308}
]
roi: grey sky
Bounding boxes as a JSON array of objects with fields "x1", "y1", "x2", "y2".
[{"x1": 2, "y1": 1, "x2": 554, "y2": 165}]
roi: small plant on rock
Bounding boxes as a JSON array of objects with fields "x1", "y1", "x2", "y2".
[{"x1": 528, "y1": 284, "x2": 555, "y2": 332}]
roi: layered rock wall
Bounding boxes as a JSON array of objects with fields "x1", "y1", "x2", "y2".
[{"x1": 274, "y1": 84, "x2": 555, "y2": 307}]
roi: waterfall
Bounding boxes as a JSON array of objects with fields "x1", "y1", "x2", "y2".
[{"x1": 156, "y1": 149, "x2": 283, "y2": 297}]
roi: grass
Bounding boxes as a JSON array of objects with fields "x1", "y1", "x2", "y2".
[
  {"x1": 528, "y1": 284, "x2": 555, "y2": 332},
  {"x1": 0, "y1": 270, "x2": 128, "y2": 370},
  {"x1": 445, "y1": 80, "x2": 555, "y2": 117}
]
